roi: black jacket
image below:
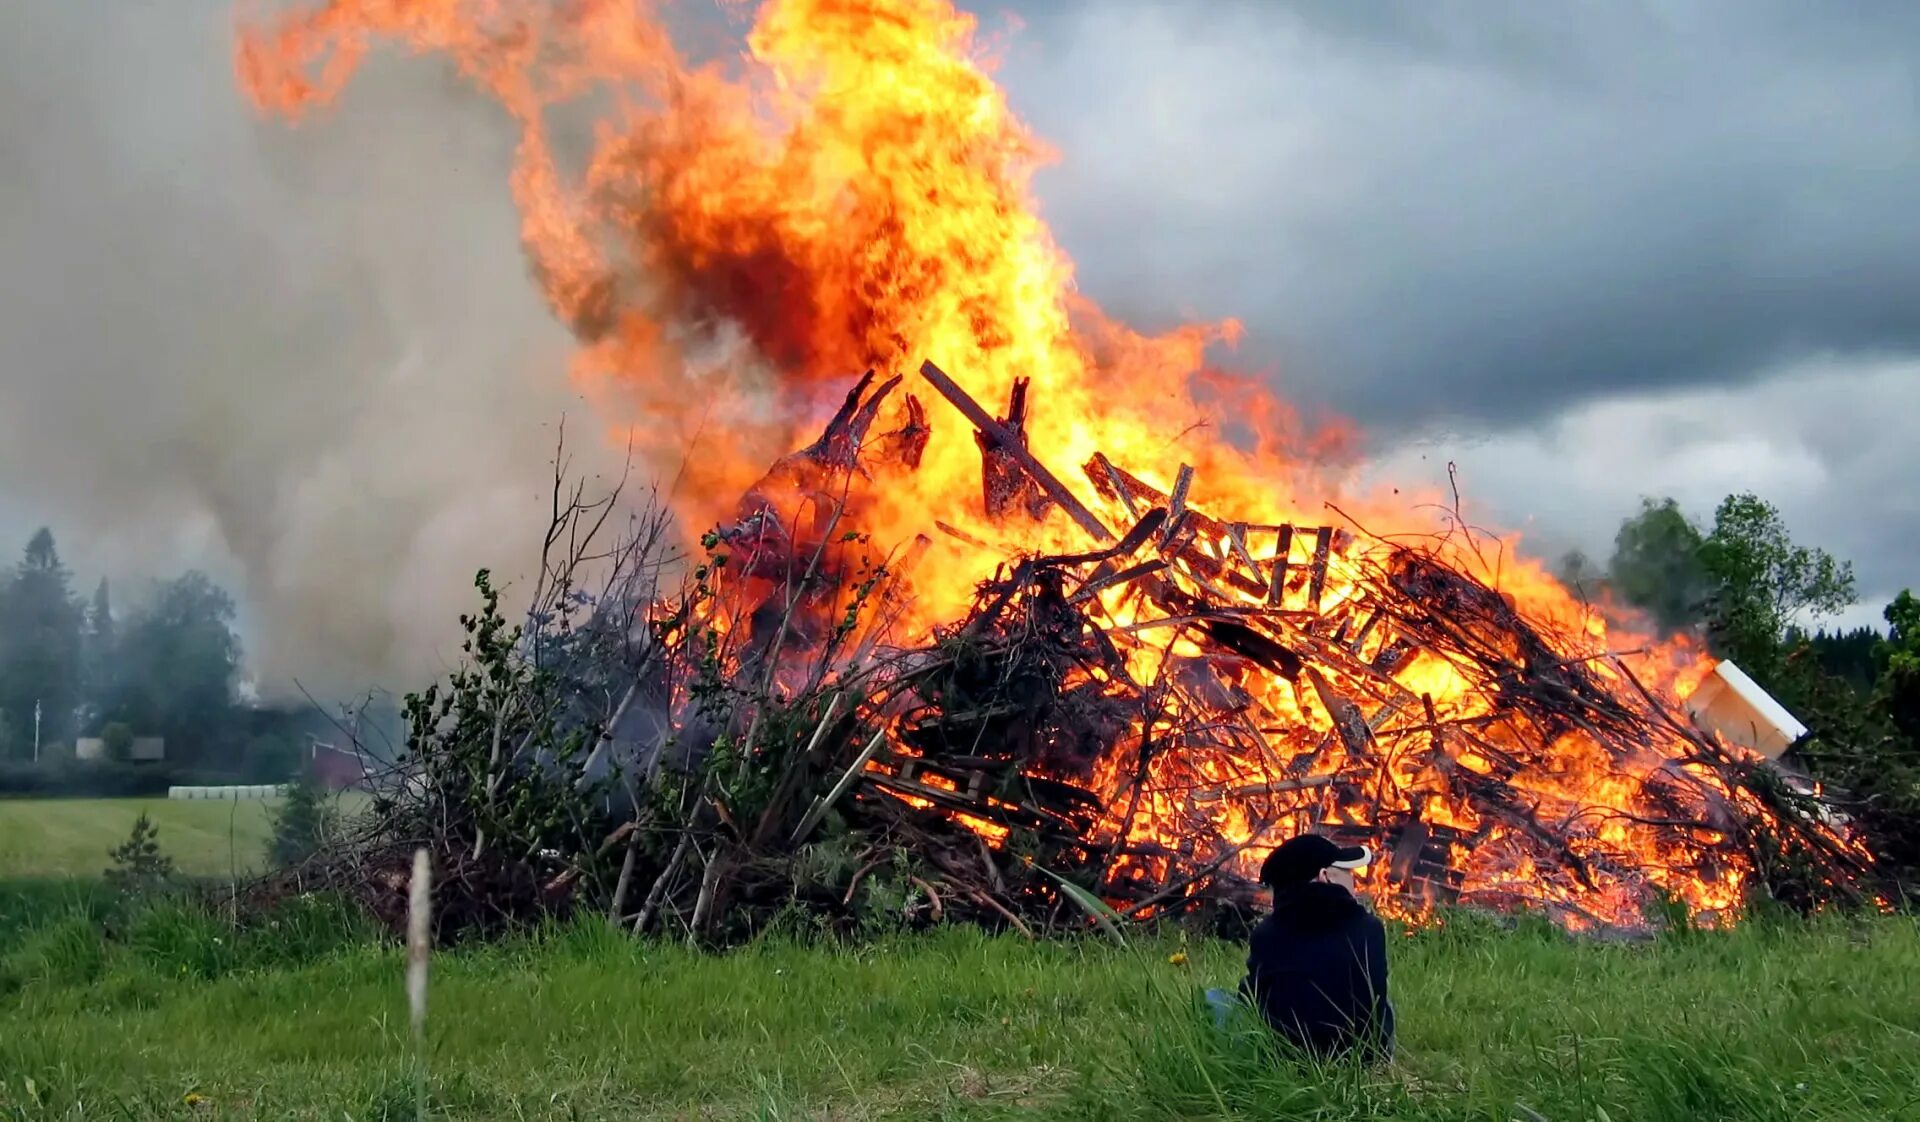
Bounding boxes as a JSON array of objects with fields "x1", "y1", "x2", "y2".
[{"x1": 1239, "y1": 881, "x2": 1394, "y2": 1062}]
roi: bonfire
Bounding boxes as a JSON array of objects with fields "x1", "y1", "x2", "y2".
[
  {"x1": 235, "y1": 0, "x2": 1870, "y2": 938},
  {"x1": 592, "y1": 361, "x2": 1862, "y2": 938}
]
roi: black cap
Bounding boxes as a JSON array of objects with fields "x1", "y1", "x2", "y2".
[{"x1": 1258, "y1": 834, "x2": 1372, "y2": 887}]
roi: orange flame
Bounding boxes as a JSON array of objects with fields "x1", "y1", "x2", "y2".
[{"x1": 236, "y1": 0, "x2": 1803, "y2": 929}]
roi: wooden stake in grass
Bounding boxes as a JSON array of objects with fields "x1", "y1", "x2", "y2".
[{"x1": 406, "y1": 848, "x2": 432, "y2": 1121}]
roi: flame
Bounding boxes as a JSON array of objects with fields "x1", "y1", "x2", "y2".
[{"x1": 236, "y1": 0, "x2": 1832, "y2": 930}]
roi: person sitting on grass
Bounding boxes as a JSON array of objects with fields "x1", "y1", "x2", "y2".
[{"x1": 1235, "y1": 833, "x2": 1395, "y2": 1063}]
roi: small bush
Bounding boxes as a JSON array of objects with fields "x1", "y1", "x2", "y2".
[
  {"x1": 103, "y1": 812, "x2": 175, "y2": 899},
  {"x1": 269, "y1": 777, "x2": 336, "y2": 868}
]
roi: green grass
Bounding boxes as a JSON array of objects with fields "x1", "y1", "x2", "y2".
[
  {"x1": 0, "y1": 797, "x2": 279, "y2": 880},
  {"x1": 1, "y1": 891, "x2": 1916, "y2": 1121}
]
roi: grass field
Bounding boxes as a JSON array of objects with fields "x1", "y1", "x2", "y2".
[
  {"x1": 3, "y1": 891, "x2": 1917, "y2": 1121},
  {"x1": 0, "y1": 797, "x2": 280, "y2": 880}
]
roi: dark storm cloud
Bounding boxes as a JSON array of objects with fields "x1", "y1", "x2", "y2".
[{"x1": 995, "y1": 0, "x2": 1920, "y2": 429}]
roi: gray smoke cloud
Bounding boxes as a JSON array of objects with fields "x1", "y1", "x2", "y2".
[
  {"x1": 0, "y1": 2, "x2": 609, "y2": 696},
  {"x1": 1001, "y1": 0, "x2": 1920, "y2": 428}
]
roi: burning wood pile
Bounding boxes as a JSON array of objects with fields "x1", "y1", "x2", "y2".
[
  {"x1": 230, "y1": 0, "x2": 1875, "y2": 943},
  {"x1": 252, "y1": 359, "x2": 1873, "y2": 946},
  {"x1": 605, "y1": 361, "x2": 1870, "y2": 940}
]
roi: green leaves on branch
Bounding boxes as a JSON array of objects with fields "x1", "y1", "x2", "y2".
[
  {"x1": 399, "y1": 569, "x2": 612, "y2": 869},
  {"x1": 1594, "y1": 492, "x2": 1856, "y2": 675},
  {"x1": 1697, "y1": 493, "x2": 1855, "y2": 674}
]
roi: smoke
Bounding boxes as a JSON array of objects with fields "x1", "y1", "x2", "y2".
[{"x1": 0, "y1": 3, "x2": 625, "y2": 696}]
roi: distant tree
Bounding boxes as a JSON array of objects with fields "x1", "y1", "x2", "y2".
[
  {"x1": 80, "y1": 577, "x2": 117, "y2": 732},
  {"x1": 99, "y1": 721, "x2": 135, "y2": 762},
  {"x1": 0, "y1": 528, "x2": 85, "y2": 758},
  {"x1": 1882, "y1": 590, "x2": 1920, "y2": 673},
  {"x1": 1803, "y1": 626, "x2": 1883, "y2": 692},
  {"x1": 88, "y1": 577, "x2": 114, "y2": 647},
  {"x1": 1697, "y1": 493, "x2": 1855, "y2": 676},
  {"x1": 1878, "y1": 590, "x2": 1920, "y2": 743},
  {"x1": 101, "y1": 571, "x2": 242, "y2": 765},
  {"x1": 1605, "y1": 497, "x2": 1711, "y2": 631},
  {"x1": 1780, "y1": 589, "x2": 1920, "y2": 879}
]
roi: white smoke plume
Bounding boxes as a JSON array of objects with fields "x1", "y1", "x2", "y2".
[{"x1": 0, "y1": 3, "x2": 629, "y2": 696}]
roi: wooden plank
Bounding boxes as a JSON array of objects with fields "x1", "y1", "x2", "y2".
[
  {"x1": 934, "y1": 520, "x2": 988, "y2": 549},
  {"x1": 1045, "y1": 506, "x2": 1171, "y2": 610},
  {"x1": 1421, "y1": 693, "x2": 1445, "y2": 765},
  {"x1": 1389, "y1": 819, "x2": 1430, "y2": 882},
  {"x1": 1086, "y1": 458, "x2": 1230, "y2": 542},
  {"x1": 1268, "y1": 525, "x2": 1294, "y2": 606},
  {"x1": 1163, "y1": 514, "x2": 1198, "y2": 563},
  {"x1": 1199, "y1": 618, "x2": 1304, "y2": 681},
  {"x1": 1165, "y1": 464, "x2": 1194, "y2": 545},
  {"x1": 1251, "y1": 615, "x2": 1424, "y2": 712},
  {"x1": 1083, "y1": 458, "x2": 1272, "y2": 594},
  {"x1": 1305, "y1": 666, "x2": 1378, "y2": 757},
  {"x1": 919, "y1": 361, "x2": 1114, "y2": 543},
  {"x1": 1367, "y1": 696, "x2": 1410, "y2": 733},
  {"x1": 1069, "y1": 558, "x2": 1171, "y2": 605},
  {"x1": 1090, "y1": 452, "x2": 1141, "y2": 518},
  {"x1": 1372, "y1": 637, "x2": 1417, "y2": 675},
  {"x1": 1348, "y1": 607, "x2": 1383, "y2": 655},
  {"x1": 1307, "y1": 526, "x2": 1333, "y2": 612},
  {"x1": 789, "y1": 725, "x2": 892, "y2": 844},
  {"x1": 1111, "y1": 506, "x2": 1170, "y2": 558},
  {"x1": 1227, "y1": 522, "x2": 1263, "y2": 588}
]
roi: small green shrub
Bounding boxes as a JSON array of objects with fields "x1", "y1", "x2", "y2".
[
  {"x1": 268, "y1": 777, "x2": 335, "y2": 868},
  {"x1": 102, "y1": 812, "x2": 174, "y2": 899}
]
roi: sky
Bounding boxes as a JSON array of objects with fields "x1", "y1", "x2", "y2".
[
  {"x1": 0, "y1": 0, "x2": 1915, "y2": 692},
  {"x1": 994, "y1": 0, "x2": 1919, "y2": 624}
]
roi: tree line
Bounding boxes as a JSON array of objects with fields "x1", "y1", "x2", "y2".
[
  {"x1": 1561, "y1": 492, "x2": 1919, "y2": 876},
  {"x1": 0, "y1": 527, "x2": 323, "y2": 788}
]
